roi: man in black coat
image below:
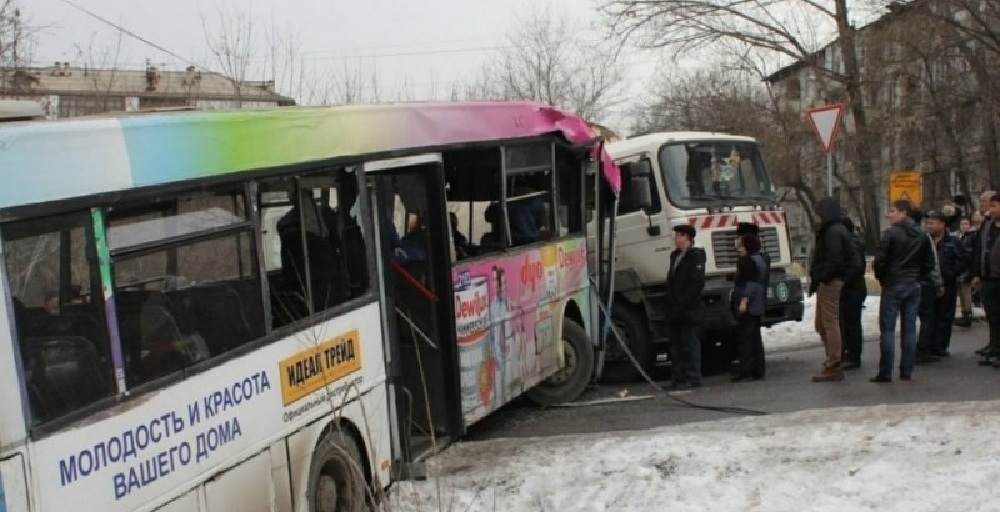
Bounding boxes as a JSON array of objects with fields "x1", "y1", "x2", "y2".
[
  {"x1": 972, "y1": 193, "x2": 1000, "y2": 366},
  {"x1": 665, "y1": 224, "x2": 707, "y2": 390},
  {"x1": 840, "y1": 217, "x2": 868, "y2": 370},
  {"x1": 809, "y1": 197, "x2": 854, "y2": 382},
  {"x1": 917, "y1": 210, "x2": 968, "y2": 360},
  {"x1": 872, "y1": 200, "x2": 936, "y2": 382}
]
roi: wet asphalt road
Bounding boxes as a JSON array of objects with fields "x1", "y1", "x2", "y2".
[{"x1": 466, "y1": 319, "x2": 1000, "y2": 441}]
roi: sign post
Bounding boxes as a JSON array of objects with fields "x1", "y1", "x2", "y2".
[
  {"x1": 806, "y1": 104, "x2": 846, "y2": 197},
  {"x1": 888, "y1": 171, "x2": 923, "y2": 207}
]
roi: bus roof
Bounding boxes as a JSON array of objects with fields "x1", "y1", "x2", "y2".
[
  {"x1": 0, "y1": 101, "x2": 619, "y2": 210},
  {"x1": 608, "y1": 131, "x2": 758, "y2": 158}
]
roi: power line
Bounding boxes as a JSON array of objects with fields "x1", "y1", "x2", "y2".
[{"x1": 57, "y1": 0, "x2": 200, "y2": 67}]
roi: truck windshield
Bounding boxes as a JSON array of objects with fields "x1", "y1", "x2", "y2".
[{"x1": 658, "y1": 141, "x2": 775, "y2": 209}]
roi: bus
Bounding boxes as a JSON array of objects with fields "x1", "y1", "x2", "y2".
[
  {"x1": 0, "y1": 102, "x2": 620, "y2": 512},
  {"x1": 603, "y1": 132, "x2": 804, "y2": 379}
]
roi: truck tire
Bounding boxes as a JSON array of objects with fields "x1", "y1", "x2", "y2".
[
  {"x1": 527, "y1": 318, "x2": 594, "y2": 406},
  {"x1": 600, "y1": 305, "x2": 649, "y2": 383},
  {"x1": 307, "y1": 428, "x2": 368, "y2": 512}
]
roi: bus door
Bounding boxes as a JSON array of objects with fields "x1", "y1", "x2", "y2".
[{"x1": 365, "y1": 155, "x2": 461, "y2": 470}]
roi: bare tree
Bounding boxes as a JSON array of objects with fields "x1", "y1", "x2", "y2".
[
  {"x1": 0, "y1": 0, "x2": 35, "y2": 90},
  {"x1": 474, "y1": 8, "x2": 625, "y2": 122},
  {"x1": 74, "y1": 30, "x2": 125, "y2": 113},
  {"x1": 603, "y1": 0, "x2": 883, "y2": 246},
  {"x1": 201, "y1": 3, "x2": 255, "y2": 106}
]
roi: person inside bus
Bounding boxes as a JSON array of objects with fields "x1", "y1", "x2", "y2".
[
  {"x1": 276, "y1": 184, "x2": 344, "y2": 314},
  {"x1": 323, "y1": 172, "x2": 368, "y2": 299},
  {"x1": 507, "y1": 188, "x2": 546, "y2": 246},
  {"x1": 449, "y1": 211, "x2": 472, "y2": 259},
  {"x1": 399, "y1": 212, "x2": 428, "y2": 263},
  {"x1": 481, "y1": 202, "x2": 506, "y2": 251}
]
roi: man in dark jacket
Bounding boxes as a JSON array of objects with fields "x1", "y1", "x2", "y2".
[
  {"x1": 872, "y1": 200, "x2": 936, "y2": 382},
  {"x1": 972, "y1": 193, "x2": 1000, "y2": 366},
  {"x1": 809, "y1": 197, "x2": 854, "y2": 382},
  {"x1": 917, "y1": 210, "x2": 968, "y2": 360},
  {"x1": 665, "y1": 224, "x2": 707, "y2": 389},
  {"x1": 839, "y1": 217, "x2": 868, "y2": 370}
]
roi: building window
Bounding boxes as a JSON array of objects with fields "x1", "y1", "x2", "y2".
[{"x1": 786, "y1": 78, "x2": 802, "y2": 100}]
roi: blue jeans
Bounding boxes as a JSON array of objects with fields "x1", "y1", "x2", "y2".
[{"x1": 879, "y1": 282, "x2": 921, "y2": 377}]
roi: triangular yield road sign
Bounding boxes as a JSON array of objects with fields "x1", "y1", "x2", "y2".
[{"x1": 807, "y1": 104, "x2": 845, "y2": 154}]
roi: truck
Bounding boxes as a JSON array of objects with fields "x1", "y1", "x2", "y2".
[{"x1": 603, "y1": 132, "x2": 804, "y2": 380}]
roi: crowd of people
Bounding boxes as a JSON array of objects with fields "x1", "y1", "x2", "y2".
[
  {"x1": 662, "y1": 189, "x2": 1000, "y2": 390},
  {"x1": 807, "y1": 190, "x2": 1000, "y2": 384}
]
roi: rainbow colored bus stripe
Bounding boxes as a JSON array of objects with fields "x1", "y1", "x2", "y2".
[{"x1": 0, "y1": 102, "x2": 619, "y2": 209}]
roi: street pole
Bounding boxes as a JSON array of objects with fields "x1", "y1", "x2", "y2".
[{"x1": 826, "y1": 151, "x2": 833, "y2": 197}]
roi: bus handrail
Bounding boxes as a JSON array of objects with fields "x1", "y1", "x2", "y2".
[{"x1": 390, "y1": 259, "x2": 439, "y2": 302}]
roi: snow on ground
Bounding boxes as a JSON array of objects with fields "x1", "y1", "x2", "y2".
[
  {"x1": 762, "y1": 295, "x2": 986, "y2": 353},
  {"x1": 762, "y1": 295, "x2": 878, "y2": 353},
  {"x1": 389, "y1": 401, "x2": 1000, "y2": 512}
]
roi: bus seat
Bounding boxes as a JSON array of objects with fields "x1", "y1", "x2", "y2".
[{"x1": 24, "y1": 336, "x2": 110, "y2": 422}]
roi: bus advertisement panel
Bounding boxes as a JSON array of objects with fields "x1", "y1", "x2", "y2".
[
  {"x1": 453, "y1": 239, "x2": 590, "y2": 424},
  {"x1": 25, "y1": 304, "x2": 388, "y2": 512}
]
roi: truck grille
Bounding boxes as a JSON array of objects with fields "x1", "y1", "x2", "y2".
[{"x1": 711, "y1": 227, "x2": 781, "y2": 269}]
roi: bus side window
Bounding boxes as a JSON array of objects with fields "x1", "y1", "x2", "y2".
[
  {"x1": 505, "y1": 143, "x2": 555, "y2": 248},
  {"x1": 108, "y1": 189, "x2": 264, "y2": 387},
  {"x1": 2, "y1": 214, "x2": 115, "y2": 426},
  {"x1": 260, "y1": 170, "x2": 369, "y2": 330},
  {"x1": 556, "y1": 147, "x2": 585, "y2": 236}
]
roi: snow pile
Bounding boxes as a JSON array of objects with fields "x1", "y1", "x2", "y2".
[
  {"x1": 762, "y1": 295, "x2": 986, "y2": 353},
  {"x1": 390, "y1": 401, "x2": 1000, "y2": 511},
  {"x1": 762, "y1": 295, "x2": 881, "y2": 353}
]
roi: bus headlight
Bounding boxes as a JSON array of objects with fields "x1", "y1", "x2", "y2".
[{"x1": 776, "y1": 282, "x2": 790, "y2": 302}]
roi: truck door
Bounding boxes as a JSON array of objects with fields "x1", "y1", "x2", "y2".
[{"x1": 615, "y1": 156, "x2": 671, "y2": 285}]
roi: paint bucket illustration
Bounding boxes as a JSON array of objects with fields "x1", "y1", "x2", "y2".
[
  {"x1": 454, "y1": 275, "x2": 490, "y2": 418},
  {"x1": 541, "y1": 245, "x2": 559, "y2": 301}
]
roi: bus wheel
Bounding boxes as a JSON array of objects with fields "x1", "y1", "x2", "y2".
[
  {"x1": 527, "y1": 318, "x2": 594, "y2": 406},
  {"x1": 601, "y1": 305, "x2": 649, "y2": 383},
  {"x1": 308, "y1": 429, "x2": 367, "y2": 512}
]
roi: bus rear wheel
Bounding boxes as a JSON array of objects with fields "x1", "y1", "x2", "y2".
[
  {"x1": 308, "y1": 429, "x2": 368, "y2": 512},
  {"x1": 527, "y1": 318, "x2": 594, "y2": 406}
]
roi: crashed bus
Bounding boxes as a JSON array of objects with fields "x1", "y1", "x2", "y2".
[{"x1": 0, "y1": 102, "x2": 620, "y2": 512}]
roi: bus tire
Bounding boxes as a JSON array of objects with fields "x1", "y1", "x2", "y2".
[
  {"x1": 600, "y1": 305, "x2": 648, "y2": 383},
  {"x1": 527, "y1": 318, "x2": 594, "y2": 406},
  {"x1": 307, "y1": 429, "x2": 368, "y2": 512}
]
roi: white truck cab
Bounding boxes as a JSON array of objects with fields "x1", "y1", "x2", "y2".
[{"x1": 604, "y1": 132, "x2": 804, "y2": 379}]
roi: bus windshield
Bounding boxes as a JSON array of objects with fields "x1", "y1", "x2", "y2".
[{"x1": 658, "y1": 141, "x2": 775, "y2": 209}]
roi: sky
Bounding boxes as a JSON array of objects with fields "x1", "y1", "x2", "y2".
[
  {"x1": 20, "y1": 0, "x2": 879, "y2": 133},
  {"x1": 23, "y1": 0, "x2": 667, "y2": 130}
]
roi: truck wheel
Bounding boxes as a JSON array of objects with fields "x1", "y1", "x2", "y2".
[
  {"x1": 600, "y1": 305, "x2": 649, "y2": 383},
  {"x1": 307, "y1": 429, "x2": 368, "y2": 512},
  {"x1": 527, "y1": 318, "x2": 594, "y2": 406}
]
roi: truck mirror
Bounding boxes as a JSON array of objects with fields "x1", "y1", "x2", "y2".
[{"x1": 625, "y1": 160, "x2": 653, "y2": 212}]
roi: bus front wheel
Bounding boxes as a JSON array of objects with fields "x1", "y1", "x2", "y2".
[
  {"x1": 307, "y1": 429, "x2": 368, "y2": 512},
  {"x1": 527, "y1": 318, "x2": 594, "y2": 406}
]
